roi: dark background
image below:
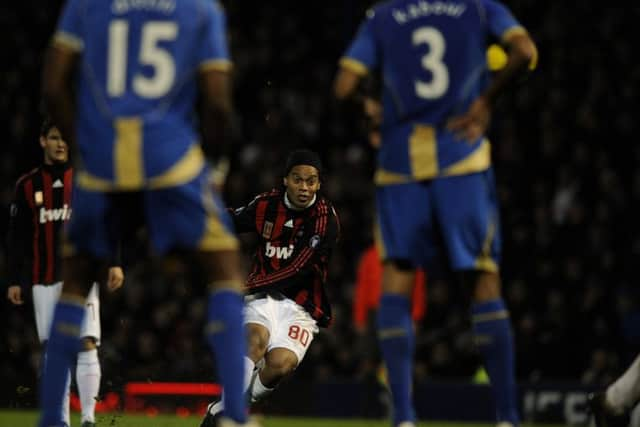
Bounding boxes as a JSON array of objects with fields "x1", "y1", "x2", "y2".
[{"x1": 1, "y1": 0, "x2": 639, "y2": 409}]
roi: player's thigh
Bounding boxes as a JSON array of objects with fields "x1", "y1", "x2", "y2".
[
  {"x1": 432, "y1": 169, "x2": 501, "y2": 272},
  {"x1": 244, "y1": 296, "x2": 275, "y2": 350},
  {"x1": 269, "y1": 299, "x2": 318, "y2": 365},
  {"x1": 80, "y1": 282, "x2": 101, "y2": 345},
  {"x1": 375, "y1": 182, "x2": 437, "y2": 267},
  {"x1": 32, "y1": 282, "x2": 63, "y2": 343},
  {"x1": 145, "y1": 169, "x2": 239, "y2": 257},
  {"x1": 66, "y1": 187, "x2": 116, "y2": 261}
]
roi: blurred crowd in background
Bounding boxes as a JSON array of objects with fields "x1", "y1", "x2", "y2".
[{"x1": 1, "y1": 0, "x2": 639, "y2": 405}]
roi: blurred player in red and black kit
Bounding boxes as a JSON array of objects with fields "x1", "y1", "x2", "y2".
[
  {"x1": 200, "y1": 149, "x2": 340, "y2": 426},
  {"x1": 6, "y1": 119, "x2": 124, "y2": 427}
]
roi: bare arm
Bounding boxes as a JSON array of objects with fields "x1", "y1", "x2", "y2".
[
  {"x1": 198, "y1": 69, "x2": 234, "y2": 167},
  {"x1": 448, "y1": 32, "x2": 538, "y2": 142},
  {"x1": 42, "y1": 44, "x2": 79, "y2": 148},
  {"x1": 481, "y1": 33, "x2": 538, "y2": 106}
]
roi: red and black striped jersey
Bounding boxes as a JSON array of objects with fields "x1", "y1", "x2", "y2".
[
  {"x1": 6, "y1": 163, "x2": 73, "y2": 286},
  {"x1": 231, "y1": 188, "x2": 340, "y2": 327}
]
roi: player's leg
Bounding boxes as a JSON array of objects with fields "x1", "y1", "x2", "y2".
[
  {"x1": 39, "y1": 188, "x2": 112, "y2": 427},
  {"x1": 33, "y1": 282, "x2": 72, "y2": 426},
  {"x1": 198, "y1": 249, "x2": 248, "y2": 424},
  {"x1": 147, "y1": 170, "x2": 253, "y2": 426},
  {"x1": 77, "y1": 283, "x2": 102, "y2": 426},
  {"x1": 375, "y1": 181, "x2": 430, "y2": 427},
  {"x1": 203, "y1": 321, "x2": 270, "y2": 423},
  {"x1": 607, "y1": 353, "x2": 640, "y2": 411},
  {"x1": 249, "y1": 297, "x2": 318, "y2": 403},
  {"x1": 588, "y1": 352, "x2": 640, "y2": 426},
  {"x1": 39, "y1": 256, "x2": 97, "y2": 427},
  {"x1": 433, "y1": 169, "x2": 518, "y2": 426}
]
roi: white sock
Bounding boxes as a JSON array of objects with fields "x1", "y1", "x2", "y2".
[
  {"x1": 250, "y1": 370, "x2": 273, "y2": 403},
  {"x1": 209, "y1": 357, "x2": 255, "y2": 416},
  {"x1": 607, "y1": 354, "x2": 640, "y2": 412},
  {"x1": 62, "y1": 370, "x2": 71, "y2": 426},
  {"x1": 76, "y1": 349, "x2": 101, "y2": 423}
]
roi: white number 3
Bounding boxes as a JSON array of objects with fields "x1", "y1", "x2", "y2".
[
  {"x1": 413, "y1": 27, "x2": 449, "y2": 100},
  {"x1": 107, "y1": 20, "x2": 178, "y2": 99}
]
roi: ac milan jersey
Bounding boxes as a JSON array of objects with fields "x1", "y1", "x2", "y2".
[
  {"x1": 231, "y1": 189, "x2": 340, "y2": 327},
  {"x1": 7, "y1": 164, "x2": 73, "y2": 286}
]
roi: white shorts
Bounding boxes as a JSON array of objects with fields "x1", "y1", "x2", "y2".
[
  {"x1": 32, "y1": 282, "x2": 101, "y2": 345},
  {"x1": 244, "y1": 292, "x2": 319, "y2": 364}
]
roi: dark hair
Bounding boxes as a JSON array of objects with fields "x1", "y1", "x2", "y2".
[
  {"x1": 284, "y1": 149, "x2": 323, "y2": 177},
  {"x1": 40, "y1": 117, "x2": 58, "y2": 137}
]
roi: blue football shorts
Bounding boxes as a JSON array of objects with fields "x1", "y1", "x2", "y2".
[{"x1": 375, "y1": 168, "x2": 501, "y2": 272}]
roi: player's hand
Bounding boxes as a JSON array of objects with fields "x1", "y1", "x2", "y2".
[
  {"x1": 364, "y1": 97, "x2": 382, "y2": 127},
  {"x1": 107, "y1": 267, "x2": 124, "y2": 292},
  {"x1": 7, "y1": 285, "x2": 23, "y2": 305},
  {"x1": 447, "y1": 96, "x2": 491, "y2": 143},
  {"x1": 368, "y1": 131, "x2": 381, "y2": 149},
  {"x1": 209, "y1": 157, "x2": 230, "y2": 193}
]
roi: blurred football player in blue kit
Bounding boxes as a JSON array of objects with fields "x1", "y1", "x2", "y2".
[
  {"x1": 335, "y1": 1, "x2": 537, "y2": 426},
  {"x1": 41, "y1": 1, "x2": 257, "y2": 426}
]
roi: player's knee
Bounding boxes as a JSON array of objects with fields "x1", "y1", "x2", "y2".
[
  {"x1": 246, "y1": 328, "x2": 269, "y2": 360},
  {"x1": 80, "y1": 337, "x2": 97, "y2": 351},
  {"x1": 265, "y1": 350, "x2": 298, "y2": 379}
]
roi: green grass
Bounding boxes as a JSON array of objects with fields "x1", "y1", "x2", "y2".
[{"x1": 0, "y1": 411, "x2": 567, "y2": 427}]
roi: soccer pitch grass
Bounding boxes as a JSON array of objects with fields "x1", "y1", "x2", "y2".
[{"x1": 0, "y1": 411, "x2": 566, "y2": 427}]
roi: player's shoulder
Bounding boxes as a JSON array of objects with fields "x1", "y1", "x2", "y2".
[
  {"x1": 15, "y1": 166, "x2": 42, "y2": 189},
  {"x1": 246, "y1": 188, "x2": 283, "y2": 207},
  {"x1": 314, "y1": 196, "x2": 339, "y2": 220},
  {"x1": 256, "y1": 188, "x2": 283, "y2": 202}
]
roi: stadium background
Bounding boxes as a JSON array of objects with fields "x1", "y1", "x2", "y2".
[{"x1": 0, "y1": 0, "x2": 639, "y2": 422}]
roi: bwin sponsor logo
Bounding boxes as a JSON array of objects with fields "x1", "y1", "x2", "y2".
[
  {"x1": 265, "y1": 242, "x2": 294, "y2": 259},
  {"x1": 39, "y1": 204, "x2": 72, "y2": 224}
]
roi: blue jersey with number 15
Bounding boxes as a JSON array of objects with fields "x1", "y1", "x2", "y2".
[
  {"x1": 53, "y1": 0, "x2": 231, "y2": 191},
  {"x1": 340, "y1": 0, "x2": 527, "y2": 182}
]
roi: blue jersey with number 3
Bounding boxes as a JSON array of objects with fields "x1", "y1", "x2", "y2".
[
  {"x1": 340, "y1": 0, "x2": 526, "y2": 181},
  {"x1": 53, "y1": 0, "x2": 231, "y2": 189}
]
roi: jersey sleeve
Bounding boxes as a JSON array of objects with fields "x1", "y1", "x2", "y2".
[
  {"x1": 198, "y1": 0, "x2": 232, "y2": 72},
  {"x1": 52, "y1": 0, "x2": 86, "y2": 52},
  {"x1": 482, "y1": 0, "x2": 527, "y2": 42},
  {"x1": 6, "y1": 181, "x2": 33, "y2": 287},
  {"x1": 339, "y1": 9, "x2": 379, "y2": 76},
  {"x1": 228, "y1": 197, "x2": 258, "y2": 234}
]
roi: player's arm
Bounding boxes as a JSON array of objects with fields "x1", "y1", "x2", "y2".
[
  {"x1": 227, "y1": 196, "x2": 260, "y2": 234},
  {"x1": 43, "y1": 0, "x2": 84, "y2": 147},
  {"x1": 246, "y1": 205, "x2": 340, "y2": 290},
  {"x1": 448, "y1": 1, "x2": 538, "y2": 141},
  {"x1": 198, "y1": 69, "x2": 234, "y2": 166},
  {"x1": 197, "y1": 0, "x2": 235, "y2": 177},
  {"x1": 106, "y1": 239, "x2": 125, "y2": 292},
  {"x1": 6, "y1": 181, "x2": 32, "y2": 305},
  {"x1": 333, "y1": 11, "x2": 381, "y2": 128},
  {"x1": 42, "y1": 45, "x2": 79, "y2": 147}
]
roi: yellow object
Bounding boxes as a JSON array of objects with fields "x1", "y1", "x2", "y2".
[
  {"x1": 473, "y1": 366, "x2": 490, "y2": 384},
  {"x1": 487, "y1": 44, "x2": 508, "y2": 71}
]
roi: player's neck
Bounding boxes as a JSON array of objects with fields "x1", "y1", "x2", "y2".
[{"x1": 284, "y1": 192, "x2": 315, "y2": 211}]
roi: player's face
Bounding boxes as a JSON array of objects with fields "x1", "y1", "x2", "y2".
[
  {"x1": 284, "y1": 165, "x2": 321, "y2": 209},
  {"x1": 40, "y1": 127, "x2": 68, "y2": 164}
]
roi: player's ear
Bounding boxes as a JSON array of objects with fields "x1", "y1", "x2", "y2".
[
  {"x1": 283, "y1": 176, "x2": 288, "y2": 188},
  {"x1": 39, "y1": 136, "x2": 47, "y2": 148}
]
